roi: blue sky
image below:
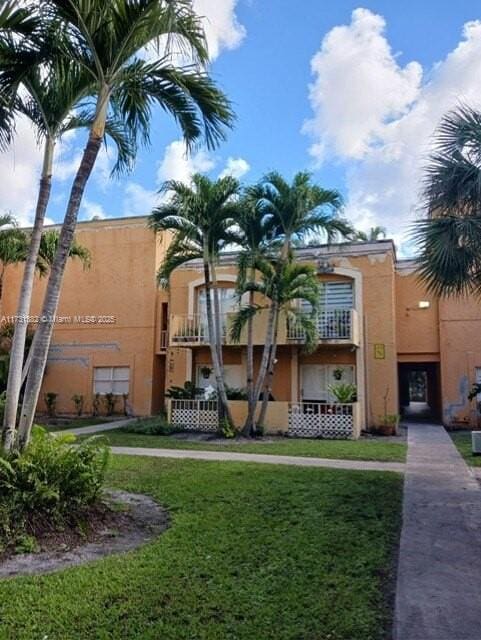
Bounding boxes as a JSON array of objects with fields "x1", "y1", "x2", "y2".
[{"x1": 4, "y1": 1, "x2": 481, "y2": 254}]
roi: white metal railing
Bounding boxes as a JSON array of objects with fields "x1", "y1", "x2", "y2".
[
  {"x1": 288, "y1": 402, "x2": 355, "y2": 438},
  {"x1": 287, "y1": 308, "x2": 353, "y2": 341},
  {"x1": 171, "y1": 314, "x2": 230, "y2": 344},
  {"x1": 170, "y1": 399, "x2": 218, "y2": 432}
]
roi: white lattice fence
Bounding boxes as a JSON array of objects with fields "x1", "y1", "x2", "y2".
[
  {"x1": 288, "y1": 403, "x2": 354, "y2": 439},
  {"x1": 170, "y1": 400, "x2": 218, "y2": 432}
]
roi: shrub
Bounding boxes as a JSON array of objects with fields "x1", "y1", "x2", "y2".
[
  {"x1": 0, "y1": 427, "x2": 109, "y2": 548},
  {"x1": 328, "y1": 383, "x2": 357, "y2": 403},
  {"x1": 124, "y1": 416, "x2": 177, "y2": 436},
  {"x1": 72, "y1": 394, "x2": 84, "y2": 416},
  {"x1": 104, "y1": 393, "x2": 118, "y2": 416},
  {"x1": 92, "y1": 393, "x2": 102, "y2": 416},
  {"x1": 218, "y1": 418, "x2": 237, "y2": 439},
  {"x1": 44, "y1": 391, "x2": 58, "y2": 417}
]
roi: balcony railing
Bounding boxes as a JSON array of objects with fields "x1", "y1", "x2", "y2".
[
  {"x1": 170, "y1": 314, "x2": 229, "y2": 345},
  {"x1": 170, "y1": 308, "x2": 359, "y2": 346},
  {"x1": 287, "y1": 308, "x2": 355, "y2": 342}
]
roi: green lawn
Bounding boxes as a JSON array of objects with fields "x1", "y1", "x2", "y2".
[
  {"x1": 450, "y1": 431, "x2": 481, "y2": 466},
  {"x1": 0, "y1": 456, "x2": 402, "y2": 640},
  {"x1": 89, "y1": 428, "x2": 407, "y2": 462}
]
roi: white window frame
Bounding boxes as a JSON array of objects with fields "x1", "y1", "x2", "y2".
[{"x1": 93, "y1": 366, "x2": 130, "y2": 395}]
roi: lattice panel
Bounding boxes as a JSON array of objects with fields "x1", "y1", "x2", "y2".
[
  {"x1": 288, "y1": 411, "x2": 353, "y2": 439},
  {"x1": 171, "y1": 408, "x2": 218, "y2": 432}
]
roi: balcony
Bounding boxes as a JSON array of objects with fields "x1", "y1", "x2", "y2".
[
  {"x1": 169, "y1": 308, "x2": 360, "y2": 347},
  {"x1": 287, "y1": 308, "x2": 360, "y2": 346}
]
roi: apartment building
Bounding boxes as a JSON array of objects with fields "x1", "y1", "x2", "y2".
[{"x1": 2, "y1": 215, "x2": 481, "y2": 436}]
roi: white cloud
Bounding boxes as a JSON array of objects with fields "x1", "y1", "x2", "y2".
[
  {"x1": 219, "y1": 156, "x2": 250, "y2": 179},
  {"x1": 193, "y1": 0, "x2": 246, "y2": 60},
  {"x1": 123, "y1": 182, "x2": 159, "y2": 217},
  {"x1": 305, "y1": 8, "x2": 481, "y2": 252},
  {"x1": 0, "y1": 117, "x2": 42, "y2": 226},
  {"x1": 80, "y1": 199, "x2": 109, "y2": 221},
  {"x1": 156, "y1": 139, "x2": 216, "y2": 184}
]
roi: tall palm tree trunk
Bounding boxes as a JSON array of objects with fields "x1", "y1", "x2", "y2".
[
  {"x1": 250, "y1": 300, "x2": 278, "y2": 434},
  {"x1": 3, "y1": 138, "x2": 54, "y2": 451},
  {"x1": 257, "y1": 311, "x2": 280, "y2": 427},
  {"x1": 202, "y1": 245, "x2": 232, "y2": 426},
  {"x1": 210, "y1": 262, "x2": 224, "y2": 369},
  {"x1": 242, "y1": 281, "x2": 256, "y2": 435},
  {"x1": 16, "y1": 133, "x2": 103, "y2": 448},
  {"x1": 250, "y1": 237, "x2": 289, "y2": 434}
]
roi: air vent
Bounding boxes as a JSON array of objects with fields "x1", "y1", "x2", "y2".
[{"x1": 471, "y1": 431, "x2": 481, "y2": 454}]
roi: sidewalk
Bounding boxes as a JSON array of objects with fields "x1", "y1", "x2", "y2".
[
  {"x1": 394, "y1": 423, "x2": 481, "y2": 640},
  {"x1": 54, "y1": 417, "x2": 136, "y2": 436},
  {"x1": 109, "y1": 445, "x2": 406, "y2": 472}
]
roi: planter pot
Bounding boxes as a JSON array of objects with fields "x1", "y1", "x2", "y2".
[{"x1": 378, "y1": 424, "x2": 395, "y2": 436}]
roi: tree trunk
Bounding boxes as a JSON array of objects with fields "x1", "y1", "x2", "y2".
[
  {"x1": 2, "y1": 138, "x2": 54, "y2": 451},
  {"x1": 257, "y1": 310, "x2": 280, "y2": 427},
  {"x1": 210, "y1": 260, "x2": 223, "y2": 369},
  {"x1": 202, "y1": 246, "x2": 232, "y2": 427},
  {"x1": 17, "y1": 133, "x2": 103, "y2": 449},
  {"x1": 242, "y1": 279, "x2": 256, "y2": 435},
  {"x1": 250, "y1": 299, "x2": 278, "y2": 434}
]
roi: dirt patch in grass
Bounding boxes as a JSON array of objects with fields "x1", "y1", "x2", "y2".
[{"x1": 0, "y1": 491, "x2": 169, "y2": 578}]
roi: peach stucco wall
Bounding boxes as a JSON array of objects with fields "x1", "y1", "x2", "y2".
[{"x1": 3, "y1": 217, "x2": 166, "y2": 416}]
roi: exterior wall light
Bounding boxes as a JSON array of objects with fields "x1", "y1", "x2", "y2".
[{"x1": 418, "y1": 301, "x2": 430, "y2": 309}]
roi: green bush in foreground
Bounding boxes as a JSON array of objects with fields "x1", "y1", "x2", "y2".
[
  {"x1": 0, "y1": 427, "x2": 109, "y2": 549},
  {"x1": 124, "y1": 415, "x2": 178, "y2": 436}
]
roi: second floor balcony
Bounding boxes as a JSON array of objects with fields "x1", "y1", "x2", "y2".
[{"x1": 170, "y1": 307, "x2": 360, "y2": 347}]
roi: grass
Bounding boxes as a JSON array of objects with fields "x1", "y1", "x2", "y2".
[
  {"x1": 0, "y1": 456, "x2": 402, "y2": 640},
  {"x1": 88, "y1": 428, "x2": 407, "y2": 462},
  {"x1": 450, "y1": 431, "x2": 481, "y2": 466}
]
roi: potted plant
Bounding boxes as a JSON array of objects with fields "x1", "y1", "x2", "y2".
[
  {"x1": 71, "y1": 394, "x2": 84, "y2": 417},
  {"x1": 328, "y1": 383, "x2": 357, "y2": 403},
  {"x1": 377, "y1": 414, "x2": 400, "y2": 436},
  {"x1": 200, "y1": 365, "x2": 213, "y2": 380},
  {"x1": 333, "y1": 366, "x2": 344, "y2": 381}
]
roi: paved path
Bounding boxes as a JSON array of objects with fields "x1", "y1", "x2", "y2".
[
  {"x1": 394, "y1": 423, "x2": 481, "y2": 640},
  {"x1": 109, "y1": 445, "x2": 406, "y2": 472},
  {"x1": 54, "y1": 418, "x2": 136, "y2": 436}
]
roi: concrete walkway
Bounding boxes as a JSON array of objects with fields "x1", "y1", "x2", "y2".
[
  {"x1": 109, "y1": 445, "x2": 406, "y2": 472},
  {"x1": 394, "y1": 423, "x2": 481, "y2": 640},
  {"x1": 54, "y1": 417, "x2": 136, "y2": 436}
]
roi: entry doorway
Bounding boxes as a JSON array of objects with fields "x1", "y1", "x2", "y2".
[{"x1": 398, "y1": 362, "x2": 440, "y2": 422}]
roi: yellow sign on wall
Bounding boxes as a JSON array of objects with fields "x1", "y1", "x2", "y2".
[{"x1": 374, "y1": 343, "x2": 385, "y2": 359}]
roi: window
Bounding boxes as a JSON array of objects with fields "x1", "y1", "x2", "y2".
[
  {"x1": 302, "y1": 281, "x2": 353, "y2": 312},
  {"x1": 321, "y1": 281, "x2": 353, "y2": 309},
  {"x1": 301, "y1": 364, "x2": 355, "y2": 402},
  {"x1": 197, "y1": 287, "x2": 237, "y2": 317},
  {"x1": 196, "y1": 364, "x2": 243, "y2": 391},
  {"x1": 93, "y1": 367, "x2": 130, "y2": 395}
]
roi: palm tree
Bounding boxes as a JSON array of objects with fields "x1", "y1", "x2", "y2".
[
  {"x1": 414, "y1": 105, "x2": 481, "y2": 296},
  {"x1": 149, "y1": 174, "x2": 241, "y2": 424},
  {"x1": 15, "y1": 0, "x2": 233, "y2": 448},
  {"x1": 235, "y1": 196, "x2": 278, "y2": 433},
  {"x1": 0, "y1": 214, "x2": 26, "y2": 309},
  {"x1": 37, "y1": 229, "x2": 91, "y2": 273},
  {"x1": 231, "y1": 255, "x2": 320, "y2": 433},
  {"x1": 234, "y1": 172, "x2": 350, "y2": 434},
  {"x1": 354, "y1": 226, "x2": 386, "y2": 242},
  {"x1": 1, "y1": 53, "x2": 135, "y2": 451}
]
